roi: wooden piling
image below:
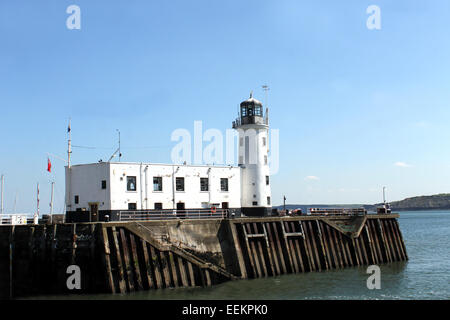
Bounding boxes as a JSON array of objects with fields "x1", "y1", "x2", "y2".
[
  {"x1": 111, "y1": 226, "x2": 127, "y2": 293},
  {"x1": 387, "y1": 219, "x2": 403, "y2": 261},
  {"x1": 265, "y1": 222, "x2": 281, "y2": 275},
  {"x1": 187, "y1": 261, "x2": 195, "y2": 287},
  {"x1": 318, "y1": 221, "x2": 333, "y2": 269},
  {"x1": 368, "y1": 220, "x2": 383, "y2": 264},
  {"x1": 148, "y1": 245, "x2": 163, "y2": 289},
  {"x1": 178, "y1": 256, "x2": 189, "y2": 287},
  {"x1": 140, "y1": 239, "x2": 153, "y2": 289},
  {"x1": 325, "y1": 224, "x2": 339, "y2": 269},
  {"x1": 160, "y1": 251, "x2": 171, "y2": 288},
  {"x1": 262, "y1": 223, "x2": 276, "y2": 276},
  {"x1": 252, "y1": 223, "x2": 268, "y2": 277},
  {"x1": 315, "y1": 220, "x2": 329, "y2": 270},
  {"x1": 242, "y1": 223, "x2": 259, "y2": 278},
  {"x1": 292, "y1": 223, "x2": 306, "y2": 273},
  {"x1": 271, "y1": 222, "x2": 288, "y2": 274},
  {"x1": 342, "y1": 234, "x2": 353, "y2": 266},
  {"x1": 306, "y1": 221, "x2": 322, "y2": 271},
  {"x1": 302, "y1": 221, "x2": 315, "y2": 271},
  {"x1": 100, "y1": 226, "x2": 115, "y2": 293},
  {"x1": 119, "y1": 228, "x2": 135, "y2": 292},
  {"x1": 129, "y1": 233, "x2": 144, "y2": 290},
  {"x1": 284, "y1": 222, "x2": 299, "y2": 273},
  {"x1": 393, "y1": 219, "x2": 408, "y2": 260},
  {"x1": 336, "y1": 231, "x2": 349, "y2": 267},
  {"x1": 363, "y1": 225, "x2": 376, "y2": 265},
  {"x1": 331, "y1": 227, "x2": 344, "y2": 268},
  {"x1": 377, "y1": 219, "x2": 391, "y2": 263},
  {"x1": 383, "y1": 220, "x2": 398, "y2": 261},
  {"x1": 280, "y1": 221, "x2": 296, "y2": 273}
]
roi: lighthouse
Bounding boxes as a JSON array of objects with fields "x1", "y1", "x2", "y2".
[{"x1": 233, "y1": 93, "x2": 272, "y2": 216}]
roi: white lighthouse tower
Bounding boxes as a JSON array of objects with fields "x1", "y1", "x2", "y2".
[{"x1": 233, "y1": 92, "x2": 272, "y2": 216}]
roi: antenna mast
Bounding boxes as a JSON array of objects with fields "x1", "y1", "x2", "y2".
[
  {"x1": 117, "y1": 129, "x2": 121, "y2": 162},
  {"x1": 68, "y1": 118, "x2": 72, "y2": 168},
  {"x1": 262, "y1": 85, "x2": 270, "y2": 125},
  {"x1": 262, "y1": 85, "x2": 269, "y2": 108}
]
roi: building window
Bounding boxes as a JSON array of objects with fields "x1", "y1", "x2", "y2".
[
  {"x1": 221, "y1": 178, "x2": 229, "y2": 192},
  {"x1": 262, "y1": 137, "x2": 266, "y2": 146},
  {"x1": 154, "y1": 203, "x2": 163, "y2": 210},
  {"x1": 128, "y1": 203, "x2": 137, "y2": 210},
  {"x1": 253, "y1": 201, "x2": 258, "y2": 206},
  {"x1": 200, "y1": 178, "x2": 209, "y2": 191},
  {"x1": 101, "y1": 180, "x2": 107, "y2": 189},
  {"x1": 239, "y1": 137, "x2": 243, "y2": 147},
  {"x1": 267, "y1": 197, "x2": 271, "y2": 205},
  {"x1": 264, "y1": 155, "x2": 268, "y2": 165},
  {"x1": 153, "y1": 177, "x2": 162, "y2": 191},
  {"x1": 266, "y1": 176, "x2": 269, "y2": 185},
  {"x1": 127, "y1": 176, "x2": 137, "y2": 191},
  {"x1": 255, "y1": 106, "x2": 262, "y2": 116},
  {"x1": 74, "y1": 195, "x2": 79, "y2": 204},
  {"x1": 176, "y1": 177, "x2": 185, "y2": 191}
]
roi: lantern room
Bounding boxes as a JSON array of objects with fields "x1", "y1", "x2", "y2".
[{"x1": 239, "y1": 92, "x2": 265, "y2": 125}]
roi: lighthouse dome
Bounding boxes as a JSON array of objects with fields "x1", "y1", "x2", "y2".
[{"x1": 240, "y1": 92, "x2": 263, "y2": 107}]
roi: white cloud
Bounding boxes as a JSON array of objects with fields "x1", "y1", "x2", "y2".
[
  {"x1": 415, "y1": 121, "x2": 430, "y2": 128},
  {"x1": 305, "y1": 175, "x2": 320, "y2": 181},
  {"x1": 394, "y1": 162, "x2": 413, "y2": 168}
]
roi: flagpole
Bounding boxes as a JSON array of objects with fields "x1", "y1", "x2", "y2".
[
  {"x1": 1, "y1": 174, "x2": 4, "y2": 216},
  {"x1": 49, "y1": 182, "x2": 54, "y2": 224},
  {"x1": 34, "y1": 183, "x2": 39, "y2": 224},
  {"x1": 67, "y1": 118, "x2": 72, "y2": 218}
]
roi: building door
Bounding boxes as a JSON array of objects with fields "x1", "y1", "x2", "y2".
[
  {"x1": 222, "y1": 202, "x2": 229, "y2": 217},
  {"x1": 176, "y1": 202, "x2": 186, "y2": 218},
  {"x1": 90, "y1": 203, "x2": 99, "y2": 222}
]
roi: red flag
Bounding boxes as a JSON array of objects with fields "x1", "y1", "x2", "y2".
[{"x1": 47, "y1": 158, "x2": 52, "y2": 173}]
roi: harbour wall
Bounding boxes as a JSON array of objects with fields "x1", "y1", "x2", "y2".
[{"x1": 0, "y1": 214, "x2": 407, "y2": 299}]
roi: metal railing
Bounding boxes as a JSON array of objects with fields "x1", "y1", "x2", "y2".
[
  {"x1": 0, "y1": 214, "x2": 37, "y2": 225},
  {"x1": 308, "y1": 208, "x2": 368, "y2": 216},
  {"x1": 118, "y1": 208, "x2": 229, "y2": 221}
]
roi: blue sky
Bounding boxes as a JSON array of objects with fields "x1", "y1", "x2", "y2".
[{"x1": 1, "y1": 0, "x2": 450, "y2": 213}]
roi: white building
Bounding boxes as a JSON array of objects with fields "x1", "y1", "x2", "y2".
[{"x1": 65, "y1": 94, "x2": 272, "y2": 222}]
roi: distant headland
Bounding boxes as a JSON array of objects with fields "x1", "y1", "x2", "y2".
[{"x1": 277, "y1": 193, "x2": 450, "y2": 212}]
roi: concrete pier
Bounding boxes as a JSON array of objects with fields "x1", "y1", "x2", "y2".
[{"x1": 0, "y1": 214, "x2": 407, "y2": 299}]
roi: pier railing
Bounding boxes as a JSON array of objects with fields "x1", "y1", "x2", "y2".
[
  {"x1": 308, "y1": 208, "x2": 367, "y2": 216},
  {"x1": 0, "y1": 214, "x2": 36, "y2": 225},
  {"x1": 118, "y1": 208, "x2": 229, "y2": 221}
]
